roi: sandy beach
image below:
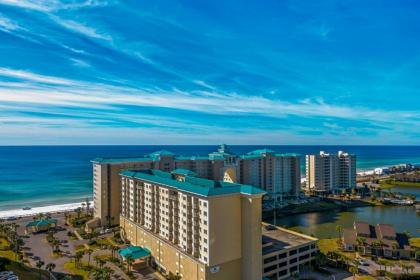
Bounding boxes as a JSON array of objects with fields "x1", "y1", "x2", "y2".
[{"x1": 0, "y1": 201, "x2": 92, "y2": 219}]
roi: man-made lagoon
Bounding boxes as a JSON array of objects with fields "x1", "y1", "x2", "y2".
[{"x1": 274, "y1": 186, "x2": 420, "y2": 238}]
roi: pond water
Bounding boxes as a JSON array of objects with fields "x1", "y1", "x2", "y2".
[{"x1": 274, "y1": 186, "x2": 420, "y2": 239}]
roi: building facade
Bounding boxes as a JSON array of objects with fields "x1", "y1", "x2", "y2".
[
  {"x1": 119, "y1": 169, "x2": 266, "y2": 280},
  {"x1": 92, "y1": 145, "x2": 300, "y2": 226},
  {"x1": 305, "y1": 151, "x2": 356, "y2": 193},
  {"x1": 240, "y1": 149, "x2": 301, "y2": 201}
]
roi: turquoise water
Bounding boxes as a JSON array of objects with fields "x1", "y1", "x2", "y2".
[
  {"x1": 0, "y1": 145, "x2": 419, "y2": 211},
  {"x1": 274, "y1": 186, "x2": 420, "y2": 238}
]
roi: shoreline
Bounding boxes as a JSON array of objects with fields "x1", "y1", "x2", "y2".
[{"x1": 0, "y1": 201, "x2": 92, "y2": 219}]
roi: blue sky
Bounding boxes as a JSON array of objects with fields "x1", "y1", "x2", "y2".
[{"x1": 0, "y1": 0, "x2": 419, "y2": 145}]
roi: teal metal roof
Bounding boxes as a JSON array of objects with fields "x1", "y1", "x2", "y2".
[
  {"x1": 120, "y1": 169, "x2": 266, "y2": 197},
  {"x1": 149, "y1": 150, "x2": 175, "y2": 158},
  {"x1": 247, "y1": 148, "x2": 275, "y2": 155},
  {"x1": 275, "y1": 153, "x2": 300, "y2": 157},
  {"x1": 26, "y1": 219, "x2": 57, "y2": 228},
  {"x1": 118, "y1": 246, "x2": 150, "y2": 260},
  {"x1": 176, "y1": 155, "x2": 211, "y2": 160},
  {"x1": 171, "y1": 169, "x2": 197, "y2": 177},
  {"x1": 92, "y1": 157, "x2": 153, "y2": 164}
]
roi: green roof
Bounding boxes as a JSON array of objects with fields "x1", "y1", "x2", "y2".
[
  {"x1": 171, "y1": 169, "x2": 197, "y2": 177},
  {"x1": 26, "y1": 219, "x2": 57, "y2": 228},
  {"x1": 118, "y1": 246, "x2": 150, "y2": 260},
  {"x1": 120, "y1": 169, "x2": 266, "y2": 197},
  {"x1": 92, "y1": 157, "x2": 154, "y2": 164},
  {"x1": 247, "y1": 148, "x2": 275, "y2": 155},
  {"x1": 176, "y1": 155, "x2": 211, "y2": 160},
  {"x1": 149, "y1": 150, "x2": 175, "y2": 158},
  {"x1": 92, "y1": 149, "x2": 299, "y2": 164}
]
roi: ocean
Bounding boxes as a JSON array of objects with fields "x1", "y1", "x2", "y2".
[{"x1": 0, "y1": 145, "x2": 419, "y2": 213}]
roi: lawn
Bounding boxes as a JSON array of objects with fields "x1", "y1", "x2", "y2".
[
  {"x1": 379, "y1": 179, "x2": 420, "y2": 189},
  {"x1": 0, "y1": 237, "x2": 17, "y2": 261},
  {"x1": 64, "y1": 261, "x2": 92, "y2": 280},
  {"x1": 358, "y1": 276, "x2": 375, "y2": 280},
  {"x1": 409, "y1": 237, "x2": 420, "y2": 249},
  {"x1": 317, "y1": 238, "x2": 356, "y2": 259}
]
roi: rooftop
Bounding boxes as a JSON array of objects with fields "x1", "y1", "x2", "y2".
[
  {"x1": 26, "y1": 219, "x2": 58, "y2": 228},
  {"x1": 171, "y1": 168, "x2": 197, "y2": 177},
  {"x1": 120, "y1": 169, "x2": 266, "y2": 197},
  {"x1": 261, "y1": 223, "x2": 317, "y2": 255},
  {"x1": 118, "y1": 246, "x2": 150, "y2": 260},
  {"x1": 92, "y1": 147, "x2": 300, "y2": 164},
  {"x1": 343, "y1": 221, "x2": 410, "y2": 250}
]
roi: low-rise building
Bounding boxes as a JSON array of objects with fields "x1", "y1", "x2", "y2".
[
  {"x1": 342, "y1": 221, "x2": 412, "y2": 259},
  {"x1": 261, "y1": 223, "x2": 318, "y2": 280}
]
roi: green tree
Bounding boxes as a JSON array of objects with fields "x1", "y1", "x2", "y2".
[
  {"x1": 125, "y1": 255, "x2": 134, "y2": 272},
  {"x1": 75, "y1": 250, "x2": 84, "y2": 268},
  {"x1": 36, "y1": 260, "x2": 45, "y2": 280},
  {"x1": 86, "y1": 248, "x2": 93, "y2": 267},
  {"x1": 45, "y1": 263, "x2": 56, "y2": 279},
  {"x1": 349, "y1": 265, "x2": 358, "y2": 280},
  {"x1": 167, "y1": 272, "x2": 182, "y2": 280}
]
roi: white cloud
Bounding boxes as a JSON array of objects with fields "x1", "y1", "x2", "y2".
[
  {"x1": 0, "y1": 13, "x2": 21, "y2": 31},
  {"x1": 50, "y1": 16, "x2": 112, "y2": 41},
  {"x1": 0, "y1": 68, "x2": 75, "y2": 85},
  {"x1": 69, "y1": 58, "x2": 90, "y2": 68},
  {"x1": 0, "y1": 0, "x2": 110, "y2": 12}
]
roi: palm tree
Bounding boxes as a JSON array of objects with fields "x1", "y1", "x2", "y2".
[
  {"x1": 75, "y1": 207, "x2": 82, "y2": 220},
  {"x1": 126, "y1": 255, "x2": 134, "y2": 272},
  {"x1": 336, "y1": 225, "x2": 343, "y2": 245},
  {"x1": 36, "y1": 260, "x2": 45, "y2": 280},
  {"x1": 349, "y1": 265, "x2": 358, "y2": 280},
  {"x1": 75, "y1": 250, "x2": 84, "y2": 268},
  {"x1": 110, "y1": 245, "x2": 119, "y2": 260},
  {"x1": 94, "y1": 255, "x2": 101, "y2": 268},
  {"x1": 52, "y1": 239, "x2": 60, "y2": 253},
  {"x1": 45, "y1": 263, "x2": 56, "y2": 279},
  {"x1": 407, "y1": 264, "x2": 415, "y2": 274},
  {"x1": 86, "y1": 248, "x2": 93, "y2": 267}
]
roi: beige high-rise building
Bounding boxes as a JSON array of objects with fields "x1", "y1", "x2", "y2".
[
  {"x1": 92, "y1": 145, "x2": 300, "y2": 226},
  {"x1": 305, "y1": 151, "x2": 356, "y2": 193},
  {"x1": 239, "y1": 149, "x2": 301, "y2": 201},
  {"x1": 119, "y1": 169, "x2": 265, "y2": 280}
]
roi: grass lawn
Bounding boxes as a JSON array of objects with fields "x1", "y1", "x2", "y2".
[
  {"x1": 64, "y1": 261, "x2": 92, "y2": 280},
  {"x1": 317, "y1": 238, "x2": 356, "y2": 259},
  {"x1": 0, "y1": 237, "x2": 17, "y2": 261},
  {"x1": 409, "y1": 237, "x2": 420, "y2": 249},
  {"x1": 358, "y1": 276, "x2": 376, "y2": 280},
  {"x1": 379, "y1": 179, "x2": 420, "y2": 189},
  {"x1": 4, "y1": 261, "x2": 50, "y2": 280}
]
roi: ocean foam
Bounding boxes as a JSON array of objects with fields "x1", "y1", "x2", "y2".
[{"x1": 0, "y1": 201, "x2": 93, "y2": 218}]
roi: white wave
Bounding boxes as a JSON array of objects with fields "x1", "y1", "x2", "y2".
[{"x1": 0, "y1": 201, "x2": 93, "y2": 218}]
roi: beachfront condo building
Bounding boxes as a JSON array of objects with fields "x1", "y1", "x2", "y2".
[
  {"x1": 119, "y1": 169, "x2": 266, "y2": 280},
  {"x1": 240, "y1": 149, "x2": 301, "y2": 201},
  {"x1": 305, "y1": 151, "x2": 356, "y2": 193},
  {"x1": 91, "y1": 145, "x2": 300, "y2": 226}
]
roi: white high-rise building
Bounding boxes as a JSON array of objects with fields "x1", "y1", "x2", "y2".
[{"x1": 305, "y1": 151, "x2": 356, "y2": 192}]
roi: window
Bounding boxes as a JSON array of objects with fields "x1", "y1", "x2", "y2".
[
  {"x1": 264, "y1": 256, "x2": 276, "y2": 264},
  {"x1": 299, "y1": 246, "x2": 310, "y2": 253},
  {"x1": 278, "y1": 253, "x2": 286, "y2": 259},
  {"x1": 264, "y1": 265, "x2": 277, "y2": 273}
]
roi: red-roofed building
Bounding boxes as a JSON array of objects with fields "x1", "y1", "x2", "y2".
[{"x1": 342, "y1": 221, "x2": 412, "y2": 260}]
